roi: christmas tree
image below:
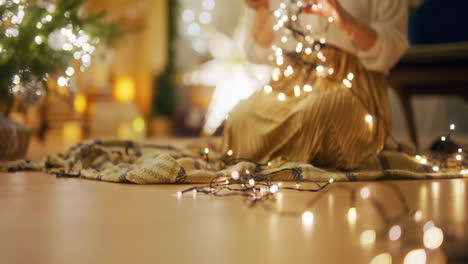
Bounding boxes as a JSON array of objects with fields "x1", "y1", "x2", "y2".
[{"x1": 0, "y1": 0, "x2": 118, "y2": 114}]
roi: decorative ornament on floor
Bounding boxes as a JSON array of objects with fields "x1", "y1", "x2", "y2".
[
  {"x1": 184, "y1": 8, "x2": 272, "y2": 135},
  {"x1": 414, "y1": 124, "x2": 467, "y2": 175},
  {"x1": 0, "y1": 0, "x2": 118, "y2": 160}
]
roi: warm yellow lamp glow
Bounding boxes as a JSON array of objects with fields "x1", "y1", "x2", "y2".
[
  {"x1": 114, "y1": 76, "x2": 136, "y2": 102},
  {"x1": 63, "y1": 121, "x2": 82, "y2": 147},
  {"x1": 132, "y1": 117, "x2": 145, "y2": 133},
  {"x1": 73, "y1": 94, "x2": 87, "y2": 113}
]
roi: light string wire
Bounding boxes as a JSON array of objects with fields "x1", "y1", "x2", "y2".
[
  {"x1": 176, "y1": 0, "x2": 466, "y2": 215},
  {"x1": 265, "y1": 0, "x2": 393, "y2": 146},
  {"x1": 261, "y1": 0, "x2": 467, "y2": 172}
]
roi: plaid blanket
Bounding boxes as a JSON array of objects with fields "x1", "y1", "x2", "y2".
[{"x1": 0, "y1": 138, "x2": 465, "y2": 183}]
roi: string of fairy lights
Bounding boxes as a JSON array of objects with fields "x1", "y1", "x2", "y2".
[
  {"x1": 178, "y1": 145, "x2": 449, "y2": 263},
  {"x1": 263, "y1": 0, "x2": 353, "y2": 100},
  {"x1": 177, "y1": 0, "x2": 466, "y2": 262},
  {"x1": 260, "y1": 0, "x2": 467, "y2": 173}
]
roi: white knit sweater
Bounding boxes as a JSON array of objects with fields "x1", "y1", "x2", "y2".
[{"x1": 245, "y1": 0, "x2": 409, "y2": 73}]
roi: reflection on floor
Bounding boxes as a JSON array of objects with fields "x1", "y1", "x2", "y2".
[
  {"x1": 1, "y1": 173, "x2": 467, "y2": 263},
  {"x1": 1, "y1": 134, "x2": 464, "y2": 263}
]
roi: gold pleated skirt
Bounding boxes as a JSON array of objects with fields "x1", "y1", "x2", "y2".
[{"x1": 221, "y1": 45, "x2": 391, "y2": 170}]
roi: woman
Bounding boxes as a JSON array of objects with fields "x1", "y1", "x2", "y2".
[{"x1": 221, "y1": 0, "x2": 408, "y2": 169}]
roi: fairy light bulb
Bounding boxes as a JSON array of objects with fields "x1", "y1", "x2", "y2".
[
  {"x1": 231, "y1": 171, "x2": 240, "y2": 180},
  {"x1": 34, "y1": 35, "x2": 43, "y2": 45},
  {"x1": 389, "y1": 225, "x2": 402, "y2": 241},
  {"x1": 276, "y1": 56, "x2": 284, "y2": 66},
  {"x1": 347, "y1": 73, "x2": 355, "y2": 80},
  {"x1": 370, "y1": 253, "x2": 392, "y2": 264},
  {"x1": 57, "y1": 76, "x2": 68, "y2": 86},
  {"x1": 302, "y1": 211, "x2": 314, "y2": 224},
  {"x1": 404, "y1": 249, "x2": 426, "y2": 264},
  {"x1": 420, "y1": 158, "x2": 427, "y2": 164},
  {"x1": 248, "y1": 178, "x2": 255, "y2": 186},
  {"x1": 305, "y1": 47, "x2": 312, "y2": 54},
  {"x1": 13, "y1": 75, "x2": 20, "y2": 85},
  {"x1": 281, "y1": 36, "x2": 288, "y2": 43},
  {"x1": 423, "y1": 226, "x2": 444, "y2": 249},
  {"x1": 432, "y1": 166, "x2": 439, "y2": 172},
  {"x1": 65, "y1": 66, "x2": 75, "y2": 76},
  {"x1": 450, "y1": 124, "x2": 455, "y2": 130},
  {"x1": 441, "y1": 136, "x2": 446, "y2": 141},
  {"x1": 343, "y1": 79, "x2": 352, "y2": 88},
  {"x1": 275, "y1": 47, "x2": 283, "y2": 56},
  {"x1": 204, "y1": 147, "x2": 209, "y2": 154},
  {"x1": 270, "y1": 185, "x2": 279, "y2": 193},
  {"x1": 296, "y1": 42, "x2": 303, "y2": 53},
  {"x1": 456, "y1": 154, "x2": 463, "y2": 161},
  {"x1": 414, "y1": 210, "x2": 423, "y2": 222},
  {"x1": 272, "y1": 68, "x2": 281, "y2": 81},
  {"x1": 303, "y1": 84, "x2": 313, "y2": 92},
  {"x1": 348, "y1": 207, "x2": 357, "y2": 224},
  {"x1": 360, "y1": 230, "x2": 376, "y2": 247},
  {"x1": 328, "y1": 178, "x2": 334, "y2": 183},
  {"x1": 360, "y1": 187, "x2": 370, "y2": 199},
  {"x1": 278, "y1": 93, "x2": 286, "y2": 101},
  {"x1": 284, "y1": 65, "x2": 293, "y2": 77},
  {"x1": 264, "y1": 85, "x2": 273, "y2": 93},
  {"x1": 294, "y1": 85, "x2": 301, "y2": 97},
  {"x1": 227, "y1": 149, "x2": 233, "y2": 156},
  {"x1": 328, "y1": 17, "x2": 334, "y2": 23},
  {"x1": 316, "y1": 65, "x2": 324, "y2": 73},
  {"x1": 277, "y1": 19, "x2": 284, "y2": 27}
]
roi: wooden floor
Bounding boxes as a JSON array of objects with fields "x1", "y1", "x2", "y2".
[{"x1": 0, "y1": 136, "x2": 467, "y2": 264}]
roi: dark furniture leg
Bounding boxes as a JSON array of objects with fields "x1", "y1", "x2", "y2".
[{"x1": 396, "y1": 86, "x2": 419, "y2": 148}]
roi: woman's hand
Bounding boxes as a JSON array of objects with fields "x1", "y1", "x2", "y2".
[
  {"x1": 303, "y1": 0, "x2": 351, "y2": 30},
  {"x1": 303, "y1": 0, "x2": 377, "y2": 51},
  {"x1": 245, "y1": 0, "x2": 269, "y2": 11},
  {"x1": 246, "y1": 0, "x2": 273, "y2": 47}
]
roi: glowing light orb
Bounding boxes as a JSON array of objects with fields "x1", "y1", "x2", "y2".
[{"x1": 404, "y1": 249, "x2": 426, "y2": 264}]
